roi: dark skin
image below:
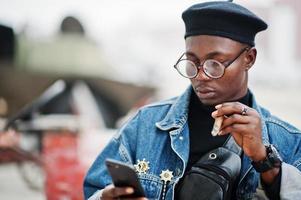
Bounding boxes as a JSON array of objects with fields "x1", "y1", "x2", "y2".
[{"x1": 186, "y1": 35, "x2": 279, "y2": 185}]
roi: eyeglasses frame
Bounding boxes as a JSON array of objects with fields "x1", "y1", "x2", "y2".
[{"x1": 173, "y1": 47, "x2": 250, "y2": 79}]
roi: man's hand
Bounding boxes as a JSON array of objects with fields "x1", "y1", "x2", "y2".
[
  {"x1": 211, "y1": 102, "x2": 266, "y2": 162},
  {"x1": 101, "y1": 184, "x2": 148, "y2": 200},
  {"x1": 212, "y1": 102, "x2": 280, "y2": 184}
]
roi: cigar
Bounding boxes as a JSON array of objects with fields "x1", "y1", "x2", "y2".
[{"x1": 211, "y1": 116, "x2": 223, "y2": 136}]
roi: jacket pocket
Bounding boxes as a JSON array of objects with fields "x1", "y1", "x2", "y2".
[{"x1": 138, "y1": 173, "x2": 163, "y2": 200}]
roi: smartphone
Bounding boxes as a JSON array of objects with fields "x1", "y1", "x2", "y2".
[{"x1": 105, "y1": 158, "x2": 146, "y2": 198}]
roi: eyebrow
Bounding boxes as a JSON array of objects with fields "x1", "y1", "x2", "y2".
[{"x1": 185, "y1": 50, "x2": 228, "y2": 61}]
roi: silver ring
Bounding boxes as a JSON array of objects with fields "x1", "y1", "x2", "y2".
[{"x1": 241, "y1": 107, "x2": 248, "y2": 115}]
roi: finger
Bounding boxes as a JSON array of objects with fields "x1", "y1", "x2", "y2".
[
  {"x1": 216, "y1": 101, "x2": 244, "y2": 109},
  {"x1": 102, "y1": 185, "x2": 134, "y2": 198},
  {"x1": 212, "y1": 102, "x2": 242, "y2": 117},
  {"x1": 212, "y1": 102, "x2": 254, "y2": 118},
  {"x1": 219, "y1": 123, "x2": 249, "y2": 136},
  {"x1": 220, "y1": 114, "x2": 250, "y2": 130}
]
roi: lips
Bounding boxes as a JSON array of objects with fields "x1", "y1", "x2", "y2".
[
  {"x1": 196, "y1": 88, "x2": 214, "y2": 93},
  {"x1": 195, "y1": 86, "x2": 215, "y2": 93},
  {"x1": 195, "y1": 86, "x2": 216, "y2": 99}
]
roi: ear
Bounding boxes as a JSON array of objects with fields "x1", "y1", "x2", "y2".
[{"x1": 244, "y1": 47, "x2": 257, "y2": 70}]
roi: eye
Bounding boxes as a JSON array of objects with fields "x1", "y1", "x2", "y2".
[
  {"x1": 186, "y1": 55, "x2": 199, "y2": 65},
  {"x1": 213, "y1": 57, "x2": 228, "y2": 66}
]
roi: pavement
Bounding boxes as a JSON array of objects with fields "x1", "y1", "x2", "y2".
[{"x1": 0, "y1": 163, "x2": 45, "y2": 200}]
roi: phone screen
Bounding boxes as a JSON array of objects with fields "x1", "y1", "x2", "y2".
[{"x1": 105, "y1": 159, "x2": 145, "y2": 197}]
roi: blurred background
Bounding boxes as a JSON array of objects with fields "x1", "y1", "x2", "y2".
[{"x1": 0, "y1": 0, "x2": 300, "y2": 199}]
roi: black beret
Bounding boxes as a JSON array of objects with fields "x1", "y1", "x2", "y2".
[{"x1": 182, "y1": 1, "x2": 268, "y2": 46}]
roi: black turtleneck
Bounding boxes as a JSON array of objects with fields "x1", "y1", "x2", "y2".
[{"x1": 186, "y1": 90, "x2": 251, "y2": 171}]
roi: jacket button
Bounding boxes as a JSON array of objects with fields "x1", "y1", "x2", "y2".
[{"x1": 179, "y1": 136, "x2": 184, "y2": 140}]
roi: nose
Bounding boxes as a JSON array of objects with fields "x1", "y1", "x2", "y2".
[{"x1": 194, "y1": 67, "x2": 211, "y2": 81}]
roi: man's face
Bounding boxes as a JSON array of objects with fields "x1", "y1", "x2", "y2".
[{"x1": 185, "y1": 35, "x2": 252, "y2": 105}]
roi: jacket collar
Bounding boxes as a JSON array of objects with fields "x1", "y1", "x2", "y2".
[{"x1": 155, "y1": 86, "x2": 192, "y2": 131}]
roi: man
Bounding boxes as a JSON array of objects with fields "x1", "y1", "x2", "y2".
[{"x1": 84, "y1": 1, "x2": 301, "y2": 199}]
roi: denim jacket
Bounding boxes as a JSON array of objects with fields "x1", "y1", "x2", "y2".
[{"x1": 84, "y1": 86, "x2": 301, "y2": 200}]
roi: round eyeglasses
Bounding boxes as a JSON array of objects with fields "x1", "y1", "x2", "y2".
[{"x1": 173, "y1": 47, "x2": 249, "y2": 79}]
